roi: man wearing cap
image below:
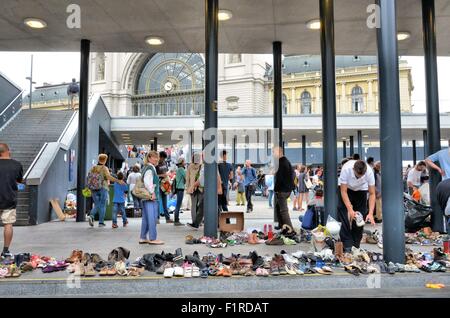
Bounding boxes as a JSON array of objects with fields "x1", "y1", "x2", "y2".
[
  {"x1": 338, "y1": 159, "x2": 376, "y2": 252},
  {"x1": 0, "y1": 143, "x2": 23, "y2": 258}
]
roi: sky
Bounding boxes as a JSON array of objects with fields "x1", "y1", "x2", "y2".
[{"x1": 1, "y1": 52, "x2": 450, "y2": 114}]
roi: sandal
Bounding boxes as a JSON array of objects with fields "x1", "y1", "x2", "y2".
[
  {"x1": 84, "y1": 263, "x2": 97, "y2": 277},
  {"x1": 128, "y1": 267, "x2": 142, "y2": 277},
  {"x1": 99, "y1": 266, "x2": 109, "y2": 276},
  {"x1": 115, "y1": 261, "x2": 128, "y2": 276},
  {"x1": 6, "y1": 265, "x2": 21, "y2": 278},
  {"x1": 107, "y1": 266, "x2": 117, "y2": 276}
]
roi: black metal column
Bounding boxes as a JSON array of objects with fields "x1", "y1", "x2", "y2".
[
  {"x1": 153, "y1": 137, "x2": 158, "y2": 152},
  {"x1": 203, "y1": 0, "x2": 219, "y2": 238},
  {"x1": 412, "y1": 140, "x2": 417, "y2": 165},
  {"x1": 342, "y1": 140, "x2": 347, "y2": 159},
  {"x1": 232, "y1": 135, "x2": 237, "y2": 166},
  {"x1": 189, "y1": 131, "x2": 193, "y2": 163},
  {"x1": 376, "y1": 0, "x2": 405, "y2": 263},
  {"x1": 320, "y1": 0, "x2": 338, "y2": 219},
  {"x1": 76, "y1": 39, "x2": 90, "y2": 222},
  {"x1": 423, "y1": 130, "x2": 428, "y2": 157},
  {"x1": 302, "y1": 135, "x2": 307, "y2": 166},
  {"x1": 357, "y1": 130, "x2": 363, "y2": 158},
  {"x1": 350, "y1": 136, "x2": 354, "y2": 156},
  {"x1": 273, "y1": 41, "x2": 283, "y2": 149},
  {"x1": 422, "y1": 0, "x2": 443, "y2": 232}
]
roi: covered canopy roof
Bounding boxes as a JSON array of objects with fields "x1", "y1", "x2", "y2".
[{"x1": 1, "y1": 0, "x2": 450, "y2": 55}]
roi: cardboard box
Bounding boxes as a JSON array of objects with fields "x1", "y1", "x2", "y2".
[{"x1": 219, "y1": 212, "x2": 244, "y2": 232}]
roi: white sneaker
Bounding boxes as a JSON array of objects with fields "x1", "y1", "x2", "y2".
[
  {"x1": 88, "y1": 215, "x2": 94, "y2": 227},
  {"x1": 184, "y1": 265, "x2": 192, "y2": 278},
  {"x1": 282, "y1": 254, "x2": 299, "y2": 264},
  {"x1": 173, "y1": 266, "x2": 184, "y2": 277},
  {"x1": 192, "y1": 265, "x2": 200, "y2": 278},
  {"x1": 354, "y1": 212, "x2": 365, "y2": 227},
  {"x1": 163, "y1": 267, "x2": 174, "y2": 278},
  {"x1": 291, "y1": 251, "x2": 305, "y2": 259}
]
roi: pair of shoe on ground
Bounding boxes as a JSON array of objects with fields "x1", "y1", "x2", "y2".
[{"x1": 162, "y1": 263, "x2": 201, "y2": 278}]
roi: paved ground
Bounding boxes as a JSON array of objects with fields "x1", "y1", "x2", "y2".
[{"x1": 0, "y1": 195, "x2": 447, "y2": 297}]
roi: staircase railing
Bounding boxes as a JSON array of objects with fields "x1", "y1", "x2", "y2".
[{"x1": 0, "y1": 92, "x2": 23, "y2": 131}]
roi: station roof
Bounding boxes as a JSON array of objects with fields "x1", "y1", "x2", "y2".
[{"x1": 1, "y1": 0, "x2": 450, "y2": 55}]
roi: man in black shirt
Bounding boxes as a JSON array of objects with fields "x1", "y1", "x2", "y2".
[
  {"x1": 218, "y1": 150, "x2": 233, "y2": 212},
  {"x1": 273, "y1": 146, "x2": 295, "y2": 230},
  {"x1": 0, "y1": 143, "x2": 23, "y2": 258}
]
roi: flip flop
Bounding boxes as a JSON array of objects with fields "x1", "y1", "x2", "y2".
[{"x1": 148, "y1": 240, "x2": 165, "y2": 245}]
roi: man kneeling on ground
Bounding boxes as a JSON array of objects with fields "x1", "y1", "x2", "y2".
[{"x1": 338, "y1": 159, "x2": 376, "y2": 252}]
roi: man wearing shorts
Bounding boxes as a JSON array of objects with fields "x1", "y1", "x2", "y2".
[{"x1": 0, "y1": 143, "x2": 23, "y2": 258}]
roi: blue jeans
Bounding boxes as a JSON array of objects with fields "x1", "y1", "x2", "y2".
[
  {"x1": 90, "y1": 188, "x2": 107, "y2": 224},
  {"x1": 268, "y1": 190, "x2": 274, "y2": 207},
  {"x1": 159, "y1": 189, "x2": 171, "y2": 220},
  {"x1": 131, "y1": 193, "x2": 142, "y2": 211},
  {"x1": 113, "y1": 202, "x2": 128, "y2": 225},
  {"x1": 141, "y1": 200, "x2": 159, "y2": 241},
  {"x1": 174, "y1": 189, "x2": 184, "y2": 222}
]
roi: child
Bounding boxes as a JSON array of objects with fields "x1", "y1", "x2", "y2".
[{"x1": 113, "y1": 172, "x2": 129, "y2": 228}]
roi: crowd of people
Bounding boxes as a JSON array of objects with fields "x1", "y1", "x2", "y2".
[{"x1": 1, "y1": 139, "x2": 450, "y2": 256}]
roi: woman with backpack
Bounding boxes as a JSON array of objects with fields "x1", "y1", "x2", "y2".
[
  {"x1": 139, "y1": 151, "x2": 164, "y2": 245},
  {"x1": 87, "y1": 154, "x2": 125, "y2": 228}
]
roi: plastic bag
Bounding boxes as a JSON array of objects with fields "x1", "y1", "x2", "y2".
[
  {"x1": 326, "y1": 215, "x2": 341, "y2": 239},
  {"x1": 404, "y1": 194, "x2": 432, "y2": 233},
  {"x1": 311, "y1": 225, "x2": 329, "y2": 252}
]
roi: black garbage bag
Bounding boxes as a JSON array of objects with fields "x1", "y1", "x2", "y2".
[{"x1": 404, "y1": 193, "x2": 432, "y2": 233}]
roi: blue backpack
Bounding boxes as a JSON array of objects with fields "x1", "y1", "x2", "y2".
[{"x1": 301, "y1": 206, "x2": 316, "y2": 230}]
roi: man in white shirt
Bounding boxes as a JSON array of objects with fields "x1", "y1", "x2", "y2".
[
  {"x1": 338, "y1": 160, "x2": 376, "y2": 252},
  {"x1": 407, "y1": 161, "x2": 427, "y2": 194}
]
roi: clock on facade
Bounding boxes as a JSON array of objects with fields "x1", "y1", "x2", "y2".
[{"x1": 164, "y1": 81, "x2": 173, "y2": 92}]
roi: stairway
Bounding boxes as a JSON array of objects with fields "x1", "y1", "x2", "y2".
[{"x1": 0, "y1": 109, "x2": 75, "y2": 225}]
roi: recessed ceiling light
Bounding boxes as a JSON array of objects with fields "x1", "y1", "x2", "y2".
[
  {"x1": 342, "y1": 137, "x2": 347, "y2": 140},
  {"x1": 316, "y1": 130, "x2": 322, "y2": 134},
  {"x1": 157, "y1": 132, "x2": 164, "y2": 136},
  {"x1": 218, "y1": 9, "x2": 233, "y2": 21},
  {"x1": 363, "y1": 135, "x2": 369, "y2": 138},
  {"x1": 397, "y1": 32, "x2": 411, "y2": 41},
  {"x1": 24, "y1": 18, "x2": 47, "y2": 29},
  {"x1": 306, "y1": 19, "x2": 321, "y2": 30},
  {"x1": 292, "y1": 138, "x2": 298, "y2": 141},
  {"x1": 145, "y1": 36, "x2": 164, "y2": 46}
]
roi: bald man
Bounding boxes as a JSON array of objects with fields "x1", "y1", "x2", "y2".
[{"x1": 0, "y1": 143, "x2": 23, "y2": 258}]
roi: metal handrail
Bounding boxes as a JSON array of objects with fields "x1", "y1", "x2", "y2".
[
  {"x1": 0, "y1": 91, "x2": 23, "y2": 116},
  {"x1": 57, "y1": 111, "x2": 78, "y2": 144},
  {"x1": 23, "y1": 142, "x2": 49, "y2": 180}
]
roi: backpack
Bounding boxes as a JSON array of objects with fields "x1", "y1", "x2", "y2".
[{"x1": 86, "y1": 167, "x2": 105, "y2": 191}]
